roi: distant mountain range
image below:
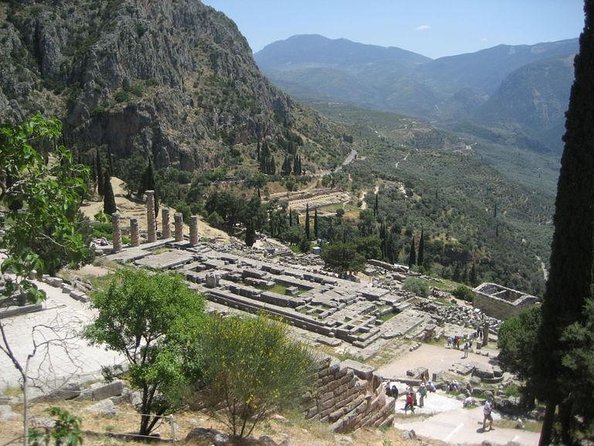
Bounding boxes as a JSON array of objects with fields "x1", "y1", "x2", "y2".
[{"x1": 255, "y1": 34, "x2": 578, "y2": 153}]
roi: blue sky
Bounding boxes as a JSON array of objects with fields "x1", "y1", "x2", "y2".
[{"x1": 202, "y1": 0, "x2": 584, "y2": 59}]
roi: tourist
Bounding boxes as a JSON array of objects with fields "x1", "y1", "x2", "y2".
[
  {"x1": 418, "y1": 383, "x2": 427, "y2": 407},
  {"x1": 483, "y1": 397, "x2": 494, "y2": 431},
  {"x1": 465, "y1": 382, "x2": 473, "y2": 397},
  {"x1": 427, "y1": 381, "x2": 436, "y2": 393},
  {"x1": 405, "y1": 392, "x2": 415, "y2": 414},
  {"x1": 463, "y1": 342, "x2": 469, "y2": 358},
  {"x1": 386, "y1": 381, "x2": 398, "y2": 399}
]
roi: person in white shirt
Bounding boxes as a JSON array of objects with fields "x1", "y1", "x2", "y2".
[{"x1": 483, "y1": 397, "x2": 494, "y2": 431}]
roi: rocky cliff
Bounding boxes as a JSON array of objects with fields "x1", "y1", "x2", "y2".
[{"x1": 0, "y1": 0, "x2": 348, "y2": 170}]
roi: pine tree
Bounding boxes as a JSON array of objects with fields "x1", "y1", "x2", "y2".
[
  {"x1": 103, "y1": 174, "x2": 117, "y2": 215},
  {"x1": 408, "y1": 236, "x2": 416, "y2": 268},
  {"x1": 417, "y1": 229, "x2": 425, "y2": 266},
  {"x1": 305, "y1": 203, "x2": 310, "y2": 240},
  {"x1": 533, "y1": 2, "x2": 594, "y2": 444},
  {"x1": 96, "y1": 150, "x2": 104, "y2": 197},
  {"x1": 314, "y1": 208, "x2": 319, "y2": 240}
]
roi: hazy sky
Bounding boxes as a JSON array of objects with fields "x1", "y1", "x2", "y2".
[{"x1": 202, "y1": 0, "x2": 584, "y2": 59}]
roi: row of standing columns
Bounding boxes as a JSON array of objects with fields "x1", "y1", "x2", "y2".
[{"x1": 111, "y1": 190, "x2": 198, "y2": 252}]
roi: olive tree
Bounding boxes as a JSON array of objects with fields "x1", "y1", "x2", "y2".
[
  {"x1": 194, "y1": 314, "x2": 314, "y2": 439},
  {"x1": 85, "y1": 269, "x2": 205, "y2": 436}
]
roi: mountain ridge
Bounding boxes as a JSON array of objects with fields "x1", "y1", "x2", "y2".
[
  {"x1": 0, "y1": 1, "x2": 350, "y2": 172},
  {"x1": 255, "y1": 35, "x2": 578, "y2": 153}
]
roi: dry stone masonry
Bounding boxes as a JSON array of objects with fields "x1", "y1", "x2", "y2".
[
  {"x1": 130, "y1": 218, "x2": 139, "y2": 247},
  {"x1": 174, "y1": 212, "x2": 184, "y2": 242},
  {"x1": 162, "y1": 208, "x2": 171, "y2": 239},
  {"x1": 190, "y1": 215, "x2": 199, "y2": 245},
  {"x1": 473, "y1": 282, "x2": 539, "y2": 320},
  {"x1": 304, "y1": 356, "x2": 395, "y2": 432},
  {"x1": 146, "y1": 190, "x2": 157, "y2": 243},
  {"x1": 111, "y1": 212, "x2": 122, "y2": 253}
]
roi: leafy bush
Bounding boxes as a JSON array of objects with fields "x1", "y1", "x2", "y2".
[
  {"x1": 195, "y1": 314, "x2": 314, "y2": 439},
  {"x1": 402, "y1": 277, "x2": 429, "y2": 297},
  {"x1": 452, "y1": 285, "x2": 475, "y2": 302}
]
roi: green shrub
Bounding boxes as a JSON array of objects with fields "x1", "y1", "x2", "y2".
[
  {"x1": 402, "y1": 277, "x2": 429, "y2": 297},
  {"x1": 452, "y1": 285, "x2": 475, "y2": 302}
]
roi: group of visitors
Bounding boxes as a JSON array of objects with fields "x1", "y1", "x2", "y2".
[
  {"x1": 447, "y1": 331, "x2": 483, "y2": 357},
  {"x1": 386, "y1": 379, "x2": 436, "y2": 414}
]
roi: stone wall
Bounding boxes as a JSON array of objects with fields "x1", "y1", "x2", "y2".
[
  {"x1": 303, "y1": 356, "x2": 395, "y2": 433},
  {"x1": 473, "y1": 282, "x2": 539, "y2": 320}
]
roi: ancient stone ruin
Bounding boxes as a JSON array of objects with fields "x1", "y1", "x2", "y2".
[{"x1": 473, "y1": 282, "x2": 539, "y2": 320}]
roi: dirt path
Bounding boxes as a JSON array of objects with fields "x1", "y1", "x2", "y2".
[{"x1": 394, "y1": 403, "x2": 539, "y2": 445}]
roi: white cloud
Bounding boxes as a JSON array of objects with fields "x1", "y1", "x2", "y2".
[
  {"x1": 481, "y1": 37, "x2": 488, "y2": 42},
  {"x1": 415, "y1": 24, "x2": 431, "y2": 31}
]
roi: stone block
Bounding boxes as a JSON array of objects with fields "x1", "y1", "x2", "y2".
[
  {"x1": 91, "y1": 380, "x2": 124, "y2": 400},
  {"x1": 341, "y1": 359, "x2": 375, "y2": 380},
  {"x1": 87, "y1": 399, "x2": 117, "y2": 416},
  {"x1": 328, "y1": 407, "x2": 346, "y2": 423},
  {"x1": 42, "y1": 383, "x2": 81, "y2": 401}
]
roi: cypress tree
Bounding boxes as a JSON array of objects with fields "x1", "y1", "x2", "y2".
[
  {"x1": 107, "y1": 145, "x2": 114, "y2": 174},
  {"x1": 90, "y1": 153, "x2": 97, "y2": 192},
  {"x1": 373, "y1": 192, "x2": 379, "y2": 217},
  {"x1": 314, "y1": 208, "x2": 319, "y2": 240},
  {"x1": 288, "y1": 208, "x2": 293, "y2": 227},
  {"x1": 141, "y1": 159, "x2": 159, "y2": 217},
  {"x1": 96, "y1": 150, "x2": 104, "y2": 197},
  {"x1": 293, "y1": 154, "x2": 302, "y2": 175},
  {"x1": 103, "y1": 174, "x2": 117, "y2": 215},
  {"x1": 245, "y1": 221, "x2": 256, "y2": 247},
  {"x1": 417, "y1": 229, "x2": 425, "y2": 266},
  {"x1": 281, "y1": 155, "x2": 292, "y2": 176},
  {"x1": 533, "y1": 2, "x2": 594, "y2": 444},
  {"x1": 408, "y1": 236, "x2": 416, "y2": 268},
  {"x1": 469, "y1": 262, "x2": 478, "y2": 287},
  {"x1": 305, "y1": 203, "x2": 311, "y2": 240}
]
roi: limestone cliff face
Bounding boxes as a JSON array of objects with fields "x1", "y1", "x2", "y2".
[{"x1": 0, "y1": 0, "x2": 345, "y2": 169}]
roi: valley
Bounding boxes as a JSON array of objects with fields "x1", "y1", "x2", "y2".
[{"x1": 2, "y1": 1, "x2": 592, "y2": 445}]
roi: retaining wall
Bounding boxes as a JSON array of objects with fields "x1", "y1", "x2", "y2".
[{"x1": 303, "y1": 356, "x2": 395, "y2": 433}]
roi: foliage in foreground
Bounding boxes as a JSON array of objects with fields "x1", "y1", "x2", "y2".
[
  {"x1": 0, "y1": 115, "x2": 90, "y2": 446},
  {"x1": 194, "y1": 314, "x2": 314, "y2": 439},
  {"x1": 531, "y1": 2, "x2": 594, "y2": 444},
  {"x1": 0, "y1": 114, "x2": 90, "y2": 279},
  {"x1": 29, "y1": 407, "x2": 83, "y2": 446},
  {"x1": 85, "y1": 269, "x2": 205, "y2": 436}
]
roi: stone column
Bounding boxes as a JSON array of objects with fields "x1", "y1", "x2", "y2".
[
  {"x1": 174, "y1": 212, "x2": 184, "y2": 242},
  {"x1": 190, "y1": 215, "x2": 199, "y2": 246},
  {"x1": 146, "y1": 190, "x2": 156, "y2": 242},
  {"x1": 162, "y1": 208, "x2": 171, "y2": 239},
  {"x1": 112, "y1": 212, "x2": 122, "y2": 253},
  {"x1": 130, "y1": 218, "x2": 140, "y2": 247},
  {"x1": 482, "y1": 322, "x2": 489, "y2": 346}
]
